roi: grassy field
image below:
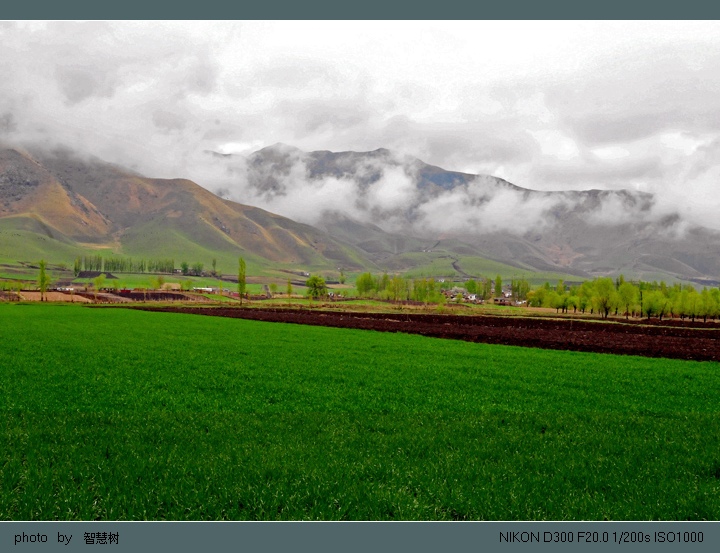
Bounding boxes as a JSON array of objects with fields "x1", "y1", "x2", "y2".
[{"x1": 0, "y1": 303, "x2": 718, "y2": 520}]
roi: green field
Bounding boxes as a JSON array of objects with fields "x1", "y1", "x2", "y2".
[{"x1": 0, "y1": 303, "x2": 718, "y2": 520}]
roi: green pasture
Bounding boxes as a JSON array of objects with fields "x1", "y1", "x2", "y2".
[{"x1": 0, "y1": 303, "x2": 718, "y2": 520}]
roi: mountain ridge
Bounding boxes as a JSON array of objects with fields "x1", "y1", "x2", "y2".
[
  {"x1": 2, "y1": 143, "x2": 720, "y2": 284},
  {"x1": 0, "y1": 146, "x2": 375, "y2": 273}
]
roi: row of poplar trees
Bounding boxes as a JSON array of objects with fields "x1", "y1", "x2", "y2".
[{"x1": 529, "y1": 276, "x2": 720, "y2": 321}]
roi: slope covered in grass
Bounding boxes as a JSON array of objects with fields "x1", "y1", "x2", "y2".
[{"x1": 0, "y1": 216, "x2": 87, "y2": 265}]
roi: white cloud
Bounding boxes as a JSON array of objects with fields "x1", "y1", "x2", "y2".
[
  {"x1": 2, "y1": 21, "x2": 720, "y2": 234},
  {"x1": 531, "y1": 130, "x2": 580, "y2": 161},
  {"x1": 658, "y1": 132, "x2": 703, "y2": 156},
  {"x1": 415, "y1": 186, "x2": 565, "y2": 236},
  {"x1": 592, "y1": 146, "x2": 631, "y2": 161}
]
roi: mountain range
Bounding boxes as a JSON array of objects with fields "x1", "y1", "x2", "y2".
[{"x1": 1, "y1": 142, "x2": 719, "y2": 285}]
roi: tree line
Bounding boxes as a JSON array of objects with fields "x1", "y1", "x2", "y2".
[
  {"x1": 351, "y1": 271, "x2": 720, "y2": 321},
  {"x1": 356, "y1": 272, "x2": 445, "y2": 302},
  {"x1": 74, "y1": 256, "x2": 175, "y2": 275},
  {"x1": 73, "y1": 256, "x2": 224, "y2": 277},
  {"x1": 353, "y1": 272, "x2": 530, "y2": 304},
  {"x1": 528, "y1": 276, "x2": 720, "y2": 321}
]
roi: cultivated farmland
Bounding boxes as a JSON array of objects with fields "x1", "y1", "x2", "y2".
[
  {"x1": 1, "y1": 304, "x2": 719, "y2": 520},
  {"x1": 140, "y1": 306, "x2": 720, "y2": 363}
]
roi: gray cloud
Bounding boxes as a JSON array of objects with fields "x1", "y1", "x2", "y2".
[
  {"x1": 0, "y1": 112, "x2": 16, "y2": 135},
  {"x1": 152, "y1": 110, "x2": 189, "y2": 133},
  {"x1": 206, "y1": 147, "x2": 680, "y2": 241},
  {"x1": 546, "y1": 44, "x2": 720, "y2": 147},
  {"x1": 275, "y1": 97, "x2": 376, "y2": 138},
  {"x1": 56, "y1": 65, "x2": 117, "y2": 104}
]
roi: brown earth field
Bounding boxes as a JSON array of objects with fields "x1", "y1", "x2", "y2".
[
  {"x1": 132, "y1": 306, "x2": 720, "y2": 363},
  {"x1": 16, "y1": 291, "x2": 93, "y2": 303}
]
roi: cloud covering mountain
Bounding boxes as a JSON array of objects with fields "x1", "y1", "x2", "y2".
[
  {"x1": 207, "y1": 144, "x2": 674, "y2": 240},
  {"x1": 204, "y1": 144, "x2": 720, "y2": 283}
]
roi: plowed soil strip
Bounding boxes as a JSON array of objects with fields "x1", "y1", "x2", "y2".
[{"x1": 134, "y1": 306, "x2": 720, "y2": 362}]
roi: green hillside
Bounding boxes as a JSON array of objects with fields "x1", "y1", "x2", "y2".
[
  {"x1": 119, "y1": 218, "x2": 269, "y2": 275},
  {"x1": 0, "y1": 216, "x2": 86, "y2": 265}
]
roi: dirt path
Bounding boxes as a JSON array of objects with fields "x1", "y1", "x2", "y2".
[
  {"x1": 132, "y1": 306, "x2": 720, "y2": 363},
  {"x1": 450, "y1": 258, "x2": 468, "y2": 278}
]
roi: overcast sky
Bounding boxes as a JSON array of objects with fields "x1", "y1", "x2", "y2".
[{"x1": 2, "y1": 20, "x2": 720, "y2": 229}]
